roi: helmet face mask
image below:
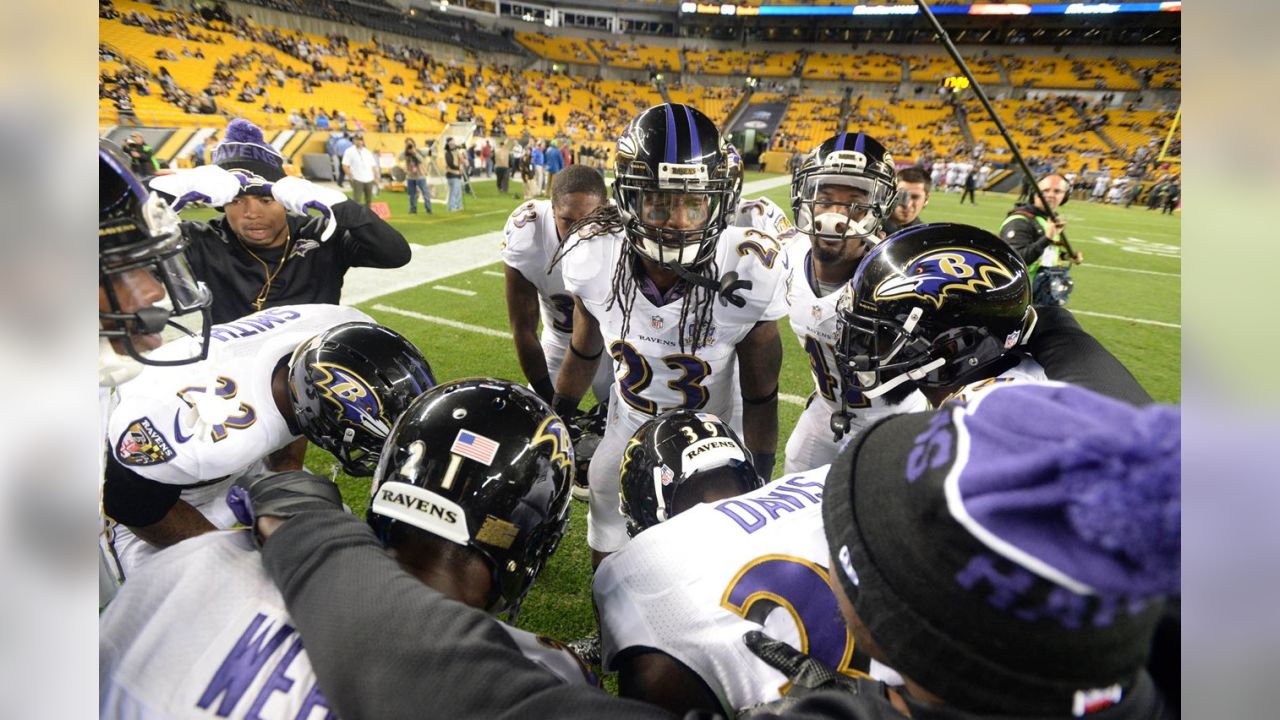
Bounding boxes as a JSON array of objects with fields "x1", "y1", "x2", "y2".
[
  {"x1": 100, "y1": 141, "x2": 213, "y2": 382},
  {"x1": 287, "y1": 323, "x2": 436, "y2": 477},
  {"x1": 613, "y1": 104, "x2": 742, "y2": 269},
  {"x1": 833, "y1": 224, "x2": 1033, "y2": 399},
  {"x1": 367, "y1": 379, "x2": 573, "y2": 620},
  {"x1": 620, "y1": 410, "x2": 762, "y2": 538},
  {"x1": 791, "y1": 133, "x2": 897, "y2": 249}
]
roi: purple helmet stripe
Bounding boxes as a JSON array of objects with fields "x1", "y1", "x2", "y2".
[
  {"x1": 853, "y1": 132, "x2": 867, "y2": 153},
  {"x1": 665, "y1": 104, "x2": 678, "y2": 165},
  {"x1": 683, "y1": 105, "x2": 701, "y2": 158},
  {"x1": 835, "y1": 133, "x2": 848, "y2": 151}
]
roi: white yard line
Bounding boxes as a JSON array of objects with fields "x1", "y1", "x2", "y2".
[
  {"x1": 371, "y1": 304, "x2": 512, "y2": 338},
  {"x1": 482, "y1": 270, "x2": 505, "y2": 278},
  {"x1": 1083, "y1": 264, "x2": 1181, "y2": 278},
  {"x1": 341, "y1": 231, "x2": 504, "y2": 305},
  {"x1": 1071, "y1": 310, "x2": 1180, "y2": 329},
  {"x1": 433, "y1": 285, "x2": 476, "y2": 296},
  {"x1": 780, "y1": 393, "x2": 806, "y2": 408}
]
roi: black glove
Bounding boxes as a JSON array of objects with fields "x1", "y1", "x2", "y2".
[
  {"x1": 226, "y1": 470, "x2": 344, "y2": 546},
  {"x1": 737, "y1": 631, "x2": 889, "y2": 718}
]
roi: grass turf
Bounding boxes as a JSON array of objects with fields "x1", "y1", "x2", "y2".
[{"x1": 184, "y1": 172, "x2": 1181, "y2": 652}]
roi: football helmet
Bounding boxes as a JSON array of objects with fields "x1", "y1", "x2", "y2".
[
  {"x1": 619, "y1": 410, "x2": 762, "y2": 538},
  {"x1": 613, "y1": 103, "x2": 742, "y2": 269},
  {"x1": 367, "y1": 379, "x2": 574, "y2": 619},
  {"x1": 567, "y1": 402, "x2": 608, "y2": 502},
  {"x1": 99, "y1": 140, "x2": 213, "y2": 385},
  {"x1": 834, "y1": 223, "x2": 1035, "y2": 400},
  {"x1": 288, "y1": 322, "x2": 436, "y2": 476},
  {"x1": 790, "y1": 132, "x2": 897, "y2": 245}
]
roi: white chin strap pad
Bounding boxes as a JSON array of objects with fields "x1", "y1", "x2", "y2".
[
  {"x1": 809, "y1": 212, "x2": 871, "y2": 240},
  {"x1": 639, "y1": 236, "x2": 701, "y2": 266},
  {"x1": 99, "y1": 337, "x2": 143, "y2": 387},
  {"x1": 859, "y1": 357, "x2": 945, "y2": 399}
]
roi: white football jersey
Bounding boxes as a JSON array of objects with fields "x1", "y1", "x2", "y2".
[
  {"x1": 561, "y1": 226, "x2": 789, "y2": 433},
  {"x1": 500, "y1": 200, "x2": 576, "y2": 344},
  {"x1": 101, "y1": 532, "x2": 594, "y2": 719},
  {"x1": 594, "y1": 467, "x2": 898, "y2": 715},
  {"x1": 732, "y1": 196, "x2": 797, "y2": 245},
  {"x1": 108, "y1": 304, "x2": 371, "y2": 490},
  {"x1": 784, "y1": 239, "x2": 927, "y2": 420}
]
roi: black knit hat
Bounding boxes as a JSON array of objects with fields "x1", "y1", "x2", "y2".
[
  {"x1": 823, "y1": 382, "x2": 1180, "y2": 716},
  {"x1": 212, "y1": 118, "x2": 285, "y2": 185}
]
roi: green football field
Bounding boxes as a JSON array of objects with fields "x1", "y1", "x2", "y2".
[{"x1": 184, "y1": 171, "x2": 1181, "y2": 651}]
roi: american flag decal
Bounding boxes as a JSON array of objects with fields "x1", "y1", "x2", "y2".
[{"x1": 451, "y1": 429, "x2": 500, "y2": 466}]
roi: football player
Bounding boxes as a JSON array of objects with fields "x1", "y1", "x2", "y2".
[
  {"x1": 100, "y1": 379, "x2": 592, "y2": 718},
  {"x1": 833, "y1": 221, "x2": 1152, "y2": 410},
  {"x1": 502, "y1": 164, "x2": 613, "y2": 410},
  {"x1": 598, "y1": 409, "x2": 900, "y2": 716},
  {"x1": 100, "y1": 140, "x2": 214, "y2": 606},
  {"x1": 782, "y1": 132, "x2": 927, "y2": 474},
  {"x1": 552, "y1": 103, "x2": 788, "y2": 564},
  {"x1": 101, "y1": 314, "x2": 435, "y2": 582},
  {"x1": 833, "y1": 222, "x2": 1043, "y2": 409}
]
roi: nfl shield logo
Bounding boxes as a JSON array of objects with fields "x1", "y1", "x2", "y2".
[
  {"x1": 811, "y1": 305, "x2": 823, "y2": 322},
  {"x1": 651, "y1": 315, "x2": 664, "y2": 331},
  {"x1": 659, "y1": 464, "x2": 675, "y2": 486}
]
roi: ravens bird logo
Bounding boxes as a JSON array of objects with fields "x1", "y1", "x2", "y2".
[
  {"x1": 873, "y1": 248, "x2": 1015, "y2": 309},
  {"x1": 313, "y1": 363, "x2": 390, "y2": 438}
]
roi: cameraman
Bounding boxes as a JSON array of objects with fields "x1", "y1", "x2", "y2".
[
  {"x1": 1000, "y1": 173, "x2": 1083, "y2": 305},
  {"x1": 882, "y1": 165, "x2": 929, "y2": 235}
]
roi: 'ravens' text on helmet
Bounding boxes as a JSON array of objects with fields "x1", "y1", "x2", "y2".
[
  {"x1": 619, "y1": 409, "x2": 762, "y2": 538},
  {"x1": 367, "y1": 379, "x2": 574, "y2": 620},
  {"x1": 834, "y1": 223, "x2": 1036, "y2": 399}
]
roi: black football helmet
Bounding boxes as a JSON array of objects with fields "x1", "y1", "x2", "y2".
[
  {"x1": 619, "y1": 410, "x2": 762, "y2": 538},
  {"x1": 99, "y1": 139, "x2": 212, "y2": 384},
  {"x1": 613, "y1": 103, "x2": 742, "y2": 269},
  {"x1": 834, "y1": 223, "x2": 1035, "y2": 400},
  {"x1": 367, "y1": 379, "x2": 574, "y2": 619},
  {"x1": 287, "y1": 322, "x2": 436, "y2": 476},
  {"x1": 791, "y1": 132, "x2": 897, "y2": 245}
]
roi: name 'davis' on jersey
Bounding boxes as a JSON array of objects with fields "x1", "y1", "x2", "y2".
[{"x1": 713, "y1": 475, "x2": 826, "y2": 534}]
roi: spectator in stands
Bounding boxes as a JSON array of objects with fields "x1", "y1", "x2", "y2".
[
  {"x1": 444, "y1": 137, "x2": 464, "y2": 212},
  {"x1": 147, "y1": 118, "x2": 409, "y2": 324},
  {"x1": 394, "y1": 108, "x2": 406, "y2": 133},
  {"x1": 402, "y1": 138, "x2": 431, "y2": 215},
  {"x1": 342, "y1": 135, "x2": 380, "y2": 207},
  {"x1": 883, "y1": 165, "x2": 930, "y2": 235},
  {"x1": 316, "y1": 110, "x2": 330, "y2": 130},
  {"x1": 114, "y1": 92, "x2": 141, "y2": 127},
  {"x1": 544, "y1": 140, "x2": 564, "y2": 187},
  {"x1": 122, "y1": 133, "x2": 158, "y2": 178},
  {"x1": 189, "y1": 131, "x2": 216, "y2": 168}
]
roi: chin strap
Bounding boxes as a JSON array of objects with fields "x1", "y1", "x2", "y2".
[{"x1": 667, "y1": 262, "x2": 753, "y2": 308}]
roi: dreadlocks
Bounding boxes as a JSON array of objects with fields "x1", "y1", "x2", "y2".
[{"x1": 552, "y1": 204, "x2": 720, "y2": 354}]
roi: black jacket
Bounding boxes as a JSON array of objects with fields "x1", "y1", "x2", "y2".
[
  {"x1": 1000, "y1": 203, "x2": 1055, "y2": 268},
  {"x1": 882, "y1": 215, "x2": 922, "y2": 237},
  {"x1": 182, "y1": 200, "x2": 410, "y2": 324}
]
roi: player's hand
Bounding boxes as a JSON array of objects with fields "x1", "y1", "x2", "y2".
[
  {"x1": 737, "y1": 631, "x2": 898, "y2": 717},
  {"x1": 149, "y1": 165, "x2": 246, "y2": 211},
  {"x1": 270, "y1": 176, "x2": 349, "y2": 242},
  {"x1": 226, "y1": 470, "x2": 344, "y2": 547}
]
